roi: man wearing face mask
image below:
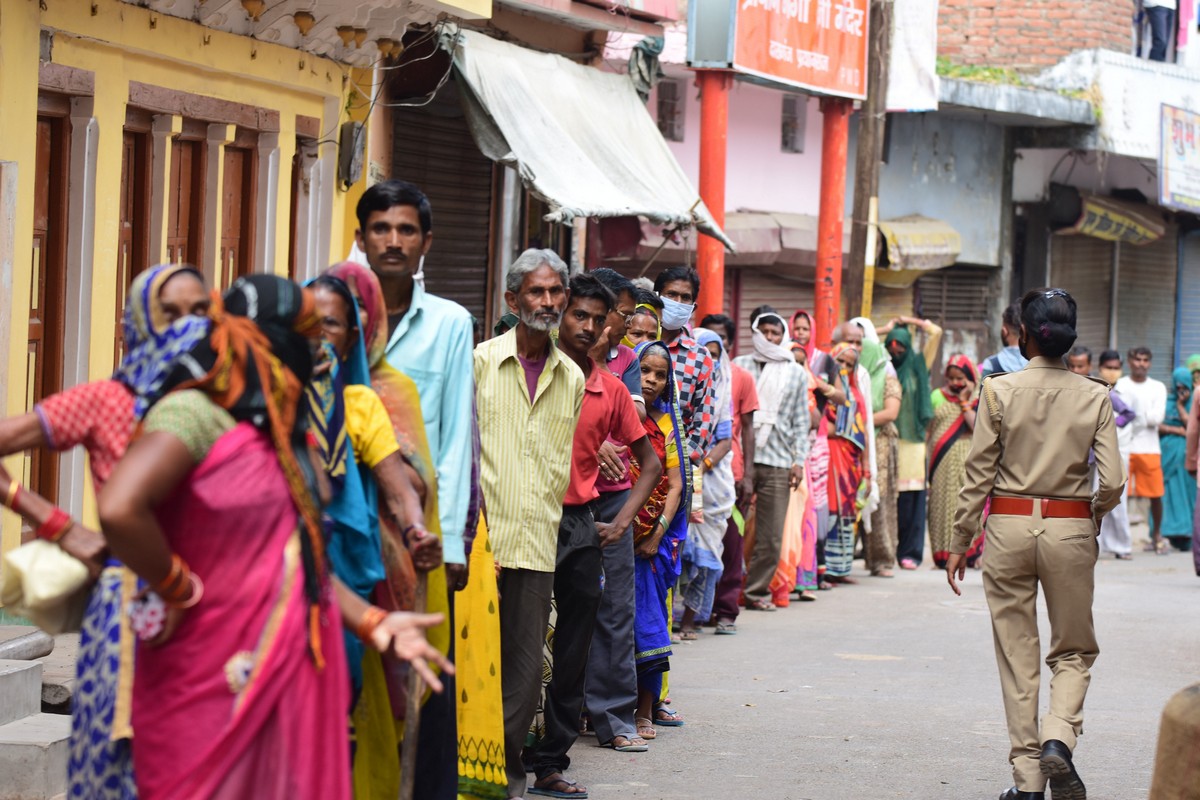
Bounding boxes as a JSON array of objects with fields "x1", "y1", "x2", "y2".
[{"x1": 653, "y1": 266, "x2": 719, "y2": 488}]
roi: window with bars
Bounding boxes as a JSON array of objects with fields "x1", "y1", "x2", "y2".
[
  {"x1": 781, "y1": 94, "x2": 807, "y2": 153},
  {"x1": 915, "y1": 267, "x2": 993, "y2": 324},
  {"x1": 657, "y1": 80, "x2": 685, "y2": 142}
]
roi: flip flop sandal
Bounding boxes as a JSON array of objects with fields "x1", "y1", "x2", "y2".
[
  {"x1": 528, "y1": 778, "x2": 589, "y2": 799},
  {"x1": 745, "y1": 599, "x2": 776, "y2": 611},
  {"x1": 635, "y1": 717, "x2": 657, "y2": 739},
  {"x1": 653, "y1": 706, "x2": 685, "y2": 727},
  {"x1": 715, "y1": 621, "x2": 738, "y2": 634},
  {"x1": 797, "y1": 590, "x2": 817, "y2": 601},
  {"x1": 679, "y1": 629, "x2": 699, "y2": 641},
  {"x1": 601, "y1": 736, "x2": 648, "y2": 752}
]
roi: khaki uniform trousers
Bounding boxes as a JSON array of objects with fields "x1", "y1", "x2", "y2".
[{"x1": 982, "y1": 503, "x2": 1100, "y2": 791}]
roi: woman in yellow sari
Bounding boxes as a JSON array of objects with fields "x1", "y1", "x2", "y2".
[{"x1": 329, "y1": 261, "x2": 506, "y2": 799}]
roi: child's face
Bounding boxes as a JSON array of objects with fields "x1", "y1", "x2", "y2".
[{"x1": 640, "y1": 353, "x2": 670, "y2": 406}]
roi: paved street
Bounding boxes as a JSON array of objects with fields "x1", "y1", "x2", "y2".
[{"x1": 570, "y1": 546, "x2": 1198, "y2": 800}]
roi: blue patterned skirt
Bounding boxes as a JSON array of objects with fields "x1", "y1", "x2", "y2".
[{"x1": 69, "y1": 565, "x2": 137, "y2": 799}]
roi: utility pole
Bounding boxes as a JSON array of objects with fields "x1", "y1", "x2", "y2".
[
  {"x1": 813, "y1": 97, "x2": 851, "y2": 349},
  {"x1": 845, "y1": 0, "x2": 892, "y2": 318},
  {"x1": 695, "y1": 70, "x2": 732, "y2": 321}
]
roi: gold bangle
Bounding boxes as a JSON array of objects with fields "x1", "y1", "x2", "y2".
[{"x1": 3, "y1": 479, "x2": 20, "y2": 510}]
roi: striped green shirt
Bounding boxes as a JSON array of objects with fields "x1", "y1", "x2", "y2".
[{"x1": 475, "y1": 329, "x2": 585, "y2": 572}]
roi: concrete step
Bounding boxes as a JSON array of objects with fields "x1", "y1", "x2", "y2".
[
  {"x1": 0, "y1": 713, "x2": 70, "y2": 800},
  {"x1": 0, "y1": 661, "x2": 41, "y2": 727}
]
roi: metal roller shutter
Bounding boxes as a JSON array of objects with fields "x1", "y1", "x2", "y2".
[
  {"x1": 734, "y1": 267, "x2": 814, "y2": 356},
  {"x1": 1118, "y1": 223, "x2": 1178, "y2": 383},
  {"x1": 915, "y1": 267, "x2": 994, "y2": 372},
  {"x1": 1050, "y1": 234, "x2": 1113, "y2": 356},
  {"x1": 392, "y1": 78, "x2": 494, "y2": 323},
  {"x1": 869, "y1": 283, "x2": 915, "y2": 327},
  {"x1": 1176, "y1": 232, "x2": 1200, "y2": 366}
]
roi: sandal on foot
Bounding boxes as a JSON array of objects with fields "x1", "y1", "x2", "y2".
[
  {"x1": 635, "y1": 717, "x2": 656, "y2": 739},
  {"x1": 1114, "y1": 553, "x2": 1133, "y2": 560},
  {"x1": 679, "y1": 628, "x2": 699, "y2": 641},
  {"x1": 601, "y1": 735, "x2": 648, "y2": 752},
  {"x1": 528, "y1": 775, "x2": 589, "y2": 798},
  {"x1": 715, "y1": 620, "x2": 738, "y2": 634},
  {"x1": 745, "y1": 598, "x2": 776, "y2": 611},
  {"x1": 871, "y1": 569, "x2": 894, "y2": 578},
  {"x1": 797, "y1": 590, "x2": 817, "y2": 601},
  {"x1": 654, "y1": 706, "x2": 685, "y2": 727}
]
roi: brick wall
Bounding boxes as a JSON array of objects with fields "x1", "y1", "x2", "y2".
[{"x1": 938, "y1": 0, "x2": 1132, "y2": 71}]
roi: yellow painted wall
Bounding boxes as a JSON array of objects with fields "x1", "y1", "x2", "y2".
[{"x1": 0, "y1": 0, "x2": 379, "y2": 552}]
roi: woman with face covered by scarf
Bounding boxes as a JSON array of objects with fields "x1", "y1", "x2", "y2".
[
  {"x1": 98, "y1": 276, "x2": 449, "y2": 800},
  {"x1": 823, "y1": 343, "x2": 872, "y2": 582},
  {"x1": 882, "y1": 318, "x2": 943, "y2": 568},
  {"x1": 0, "y1": 263, "x2": 210, "y2": 799},
  {"x1": 1160, "y1": 367, "x2": 1196, "y2": 551},
  {"x1": 326, "y1": 261, "x2": 475, "y2": 800}
]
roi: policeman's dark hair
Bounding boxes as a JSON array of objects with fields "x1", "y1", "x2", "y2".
[
  {"x1": 1019, "y1": 288, "x2": 1077, "y2": 359},
  {"x1": 1069, "y1": 345, "x2": 1092, "y2": 364},
  {"x1": 591, "y1": 268, "x2": 636, "y2": 302},
  {"x1": 634, "y1": 289, "x2": 664, "y2": 311},
  {"x1": 750, "y1": 304, "x2": 781, "y2": 329},
  {"x1": 700, "y1": 313, "x2": 735, "y2": 343},
  {"x1": 356, "y1": 180, "x2": 432, "y2": 235},
  {"x1": 567, "y1": 273, "x2": 616, "y2": 314},
  {"x1": 654, "y1": 266, "x2": 701, "y2": 298},
  {"x1": 1128, "y1": 346, "x2": 1153, "y2": 361},
  {"x1": 310, "y1": 274, "x2": 359, "y2": 334},
  {"x1": 1099, "y1": 349, "x2": 1122, "y2": 366}
]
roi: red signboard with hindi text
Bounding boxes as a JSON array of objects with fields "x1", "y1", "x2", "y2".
[{"x1": 733, "y1": 0, "x2": 869, "y2": 99}]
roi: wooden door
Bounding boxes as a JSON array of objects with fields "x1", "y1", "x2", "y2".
[
  {"x1": 219, "y1": 146, "x2": 255, "y2": 290},
  {"x1": 167, "y1": 139, "x2": 204, "y2": 266},
  {"x1": 115, "y1": 130, "x2": 151, "y2": 366},
  {"x1": 28, "y1": 115, "x2": 69, "y2": 504}
]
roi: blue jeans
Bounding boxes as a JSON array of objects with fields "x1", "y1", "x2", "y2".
[{"x1": 1146, "y1": 6, "x2": 1173, "y2": 62}]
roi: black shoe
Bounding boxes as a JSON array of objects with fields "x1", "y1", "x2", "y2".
[
  {"x1": 1040, "y1": 739, "x2": 1087, "y2": 800},
  {"x1": 999, "y1": 788, "x2": 1044, "y2": 800}
]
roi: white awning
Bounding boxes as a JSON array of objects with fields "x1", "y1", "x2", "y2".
[{"x1": 447, "y1": 28, "x2": 733, "y2": 250}]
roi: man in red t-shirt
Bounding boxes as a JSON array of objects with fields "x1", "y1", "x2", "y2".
[
  {"x1": 529, "y1": 275, "x2": 663, "y2": 797},
  {"x1": 701, "y1": 314, "x2": 760, "y2": 633}
]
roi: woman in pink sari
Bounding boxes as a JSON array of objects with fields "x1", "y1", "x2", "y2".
[{"x1": 99, "y1": 276, "x2": 448, "y2": 800}]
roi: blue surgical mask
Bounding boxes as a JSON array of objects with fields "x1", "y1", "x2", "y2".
[{"x1": 659, "y1": 295, "x2": 695, "y2": 331}]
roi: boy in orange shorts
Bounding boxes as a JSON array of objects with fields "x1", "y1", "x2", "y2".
[{"x1": 1116, "y1": 347, "x2": 1168, "y2": 553}]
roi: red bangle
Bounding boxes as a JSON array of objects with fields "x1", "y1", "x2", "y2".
[{"x1": 35, "y1": 507, "x2": 72, "y2": 542}]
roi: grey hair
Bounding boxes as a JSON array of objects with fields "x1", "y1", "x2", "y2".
[
  {"x1": 506, "y1": 248, "x2": 569, "y2": 294},
  {"x1": 630, "y1": 276, "x2": 655, "y2": 293}
]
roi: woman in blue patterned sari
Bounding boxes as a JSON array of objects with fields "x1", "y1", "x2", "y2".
[
  {"x1": 627, "y1": 340, "x2": 689, "y2": 742},
  {"x1": 0, "y1": 263, "x2": 210, "y2": 798}
]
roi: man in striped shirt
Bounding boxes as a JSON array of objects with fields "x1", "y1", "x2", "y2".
[{"x1": 474, "y1": 249, "x2": 584, "y2": 800}]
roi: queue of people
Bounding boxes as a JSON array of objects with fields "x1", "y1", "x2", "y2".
[{"x1": 0, "y1": 177, "x2": 1196, "y2": 800}]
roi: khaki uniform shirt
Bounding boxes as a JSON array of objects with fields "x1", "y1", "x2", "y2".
[{"x1": 951, "y1": 356, "x2": 1126, "y2": 554}]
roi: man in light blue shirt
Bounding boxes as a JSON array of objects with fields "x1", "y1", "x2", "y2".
[{"x1": 355, "y1": 180, "x2": 475, "y2": 586}]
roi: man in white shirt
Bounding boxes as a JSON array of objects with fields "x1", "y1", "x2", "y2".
[{"x1": 1115, "y1": 346, "x2": 1168, "y2": 552}]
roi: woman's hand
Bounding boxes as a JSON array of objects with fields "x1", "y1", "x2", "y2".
[
  {"x1": 56, "y1": 524, "x2": 108, "y2": 580},
  {"x1": 368, "y1": 611, "x2": 454, "y2": 692},
  {"x1": 958, "y1": 379, "x2": 976, "y2": 403},
  {"x1": 407, "y1": 527, "x2": 442, "y2": 572},
  {"x1": 635, "y1": 524, "x2": 664, "y2": 559}
]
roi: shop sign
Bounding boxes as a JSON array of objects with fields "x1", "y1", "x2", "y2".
[
  {"x1": 689, "y1": 0, "x2": 869, "y2": 99},
  {"x1": 1161, "y1": 103, "x2": 1200, "y2": 213}
]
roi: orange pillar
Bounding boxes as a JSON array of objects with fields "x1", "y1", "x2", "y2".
[
  {"x1": 695, "y1": 70, "x2": 731, "y2": 321},
  {"x1": 814, "y1": 97, "x2": 851, "y2": 349}
]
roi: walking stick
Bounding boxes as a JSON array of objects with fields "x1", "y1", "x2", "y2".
[{"x1": 398, "y1": 571, "x2": 428, "y2": 800}]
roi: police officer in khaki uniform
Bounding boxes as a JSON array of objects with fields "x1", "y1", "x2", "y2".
[{"x1": 947, "y1": 289, "x2": 1125, "y2": 800}]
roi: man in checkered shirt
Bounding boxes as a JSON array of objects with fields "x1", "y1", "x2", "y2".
[{"x1": 653, "y1": 266, "x2": 719, "y2": 481}]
